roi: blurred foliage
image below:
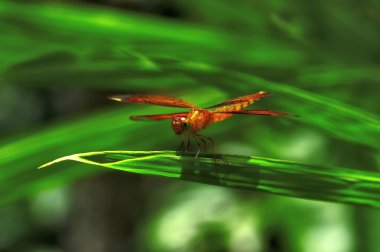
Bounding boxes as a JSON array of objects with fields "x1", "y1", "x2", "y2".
[
  {"x1": 0, "y1": 86, "x2": 226, "y2": 205},
  {"x1": 0, "y1": 0, "x2": 379, "y2": 251},
  {"x1": 141, "y1": 184, "x2": 355, "y2": 252},
  {"x1": 0, "y1": 0, "x2": 379, "y2": 203}
]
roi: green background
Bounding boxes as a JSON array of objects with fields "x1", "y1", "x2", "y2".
[{"x1": 0, "y1": 0, "x2": 379, "y2": 251}]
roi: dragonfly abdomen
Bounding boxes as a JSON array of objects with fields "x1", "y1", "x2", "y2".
[{"x1": 211, "y1": 100, "x2": 253, "y2": 123}]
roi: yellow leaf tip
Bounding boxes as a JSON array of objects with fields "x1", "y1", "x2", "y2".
[
  {"x1": 108, "y1": 96, "x2": 122, "y2": 102},
  {"x1": 37, "y1": 155, "x2": 73, "y2": 170},
  {"x1": 38, "y1": 160, "x2": 55, "y2": 169}
]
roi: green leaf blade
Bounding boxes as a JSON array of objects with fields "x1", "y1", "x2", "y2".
[{"x1": 41, "y1": 150, "x2": 380, "y2": 208}]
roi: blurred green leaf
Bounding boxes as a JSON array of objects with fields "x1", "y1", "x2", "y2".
[
  {"x1": 0, "y1": 87, "x2": 227, "y2": 205},
  {"x1": 0, "y1": 1, "x2": 379, "y2": 212},
  {"x1": 1, "y1": 1, "x2": 378, "y2": 152},
  {"x1": 40, "y1": 150, "x2": 380, "y2": 208},
  {"x1": 224, "y1": 71, "x2": 380, "y2": 151},
  {"x1": 296, "y1": 66, "x2": 380, "y2": 88}
]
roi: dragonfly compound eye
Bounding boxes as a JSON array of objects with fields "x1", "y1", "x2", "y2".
[{"x1": 171, "y1": 116, "x2": 187, "y2": 135}]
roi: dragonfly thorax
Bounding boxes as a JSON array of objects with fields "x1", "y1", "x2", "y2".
[{"x1": 171, "y1": 116, "x2": 188, "y2": 135}]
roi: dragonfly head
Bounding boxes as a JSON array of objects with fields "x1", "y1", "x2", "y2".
[{"x1": 171, "y1": 116, "x2": 188, "y2": 135}]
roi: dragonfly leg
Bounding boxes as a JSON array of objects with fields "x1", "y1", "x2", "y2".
[
  {"x1": 192, "y1": 134, "x2": 203, "y2": 158},
  {"x1": 198, "y1": 135, "x2": 208, "y2": 153},
  {"x1": 179, "y1": 133, "x2": 185, "y2": 151},
  {"x1": 196, "y1": 134, "x2": 215, "y2": 159},
  {"x1": 185, "y1": 131, "x2": 191, "y2": 151}
]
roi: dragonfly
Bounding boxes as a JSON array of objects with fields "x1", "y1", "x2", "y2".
[{"x1": 109, "y1": 92, "x2": 294, "y2": 157}]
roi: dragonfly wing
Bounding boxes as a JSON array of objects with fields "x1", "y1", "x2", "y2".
[
  {"x1": 213, "y1": 109, "x2": 296, "y2": 117},
  {"x1": 109, "y1": 95, "x2": 197, "y2": 108},
  {"x1": 130, "y1": 112, "x2": 188, "y2": 121},
  {"x1": 206, "y1": 92, "x2": 271, "y2": 109}
]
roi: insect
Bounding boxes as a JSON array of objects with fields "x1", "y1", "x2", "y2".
[{"x1": 109, "y1": 92, "x2": 294, "y2": 157}]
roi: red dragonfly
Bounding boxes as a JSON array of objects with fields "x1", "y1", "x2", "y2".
[{"x1": 109, "y1": 92, "x2": 293, "y2": 156}]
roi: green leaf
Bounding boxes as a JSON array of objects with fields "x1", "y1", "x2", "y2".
[{"x1": 40, "y1": 150, "x2": 380, "y2": 208}]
